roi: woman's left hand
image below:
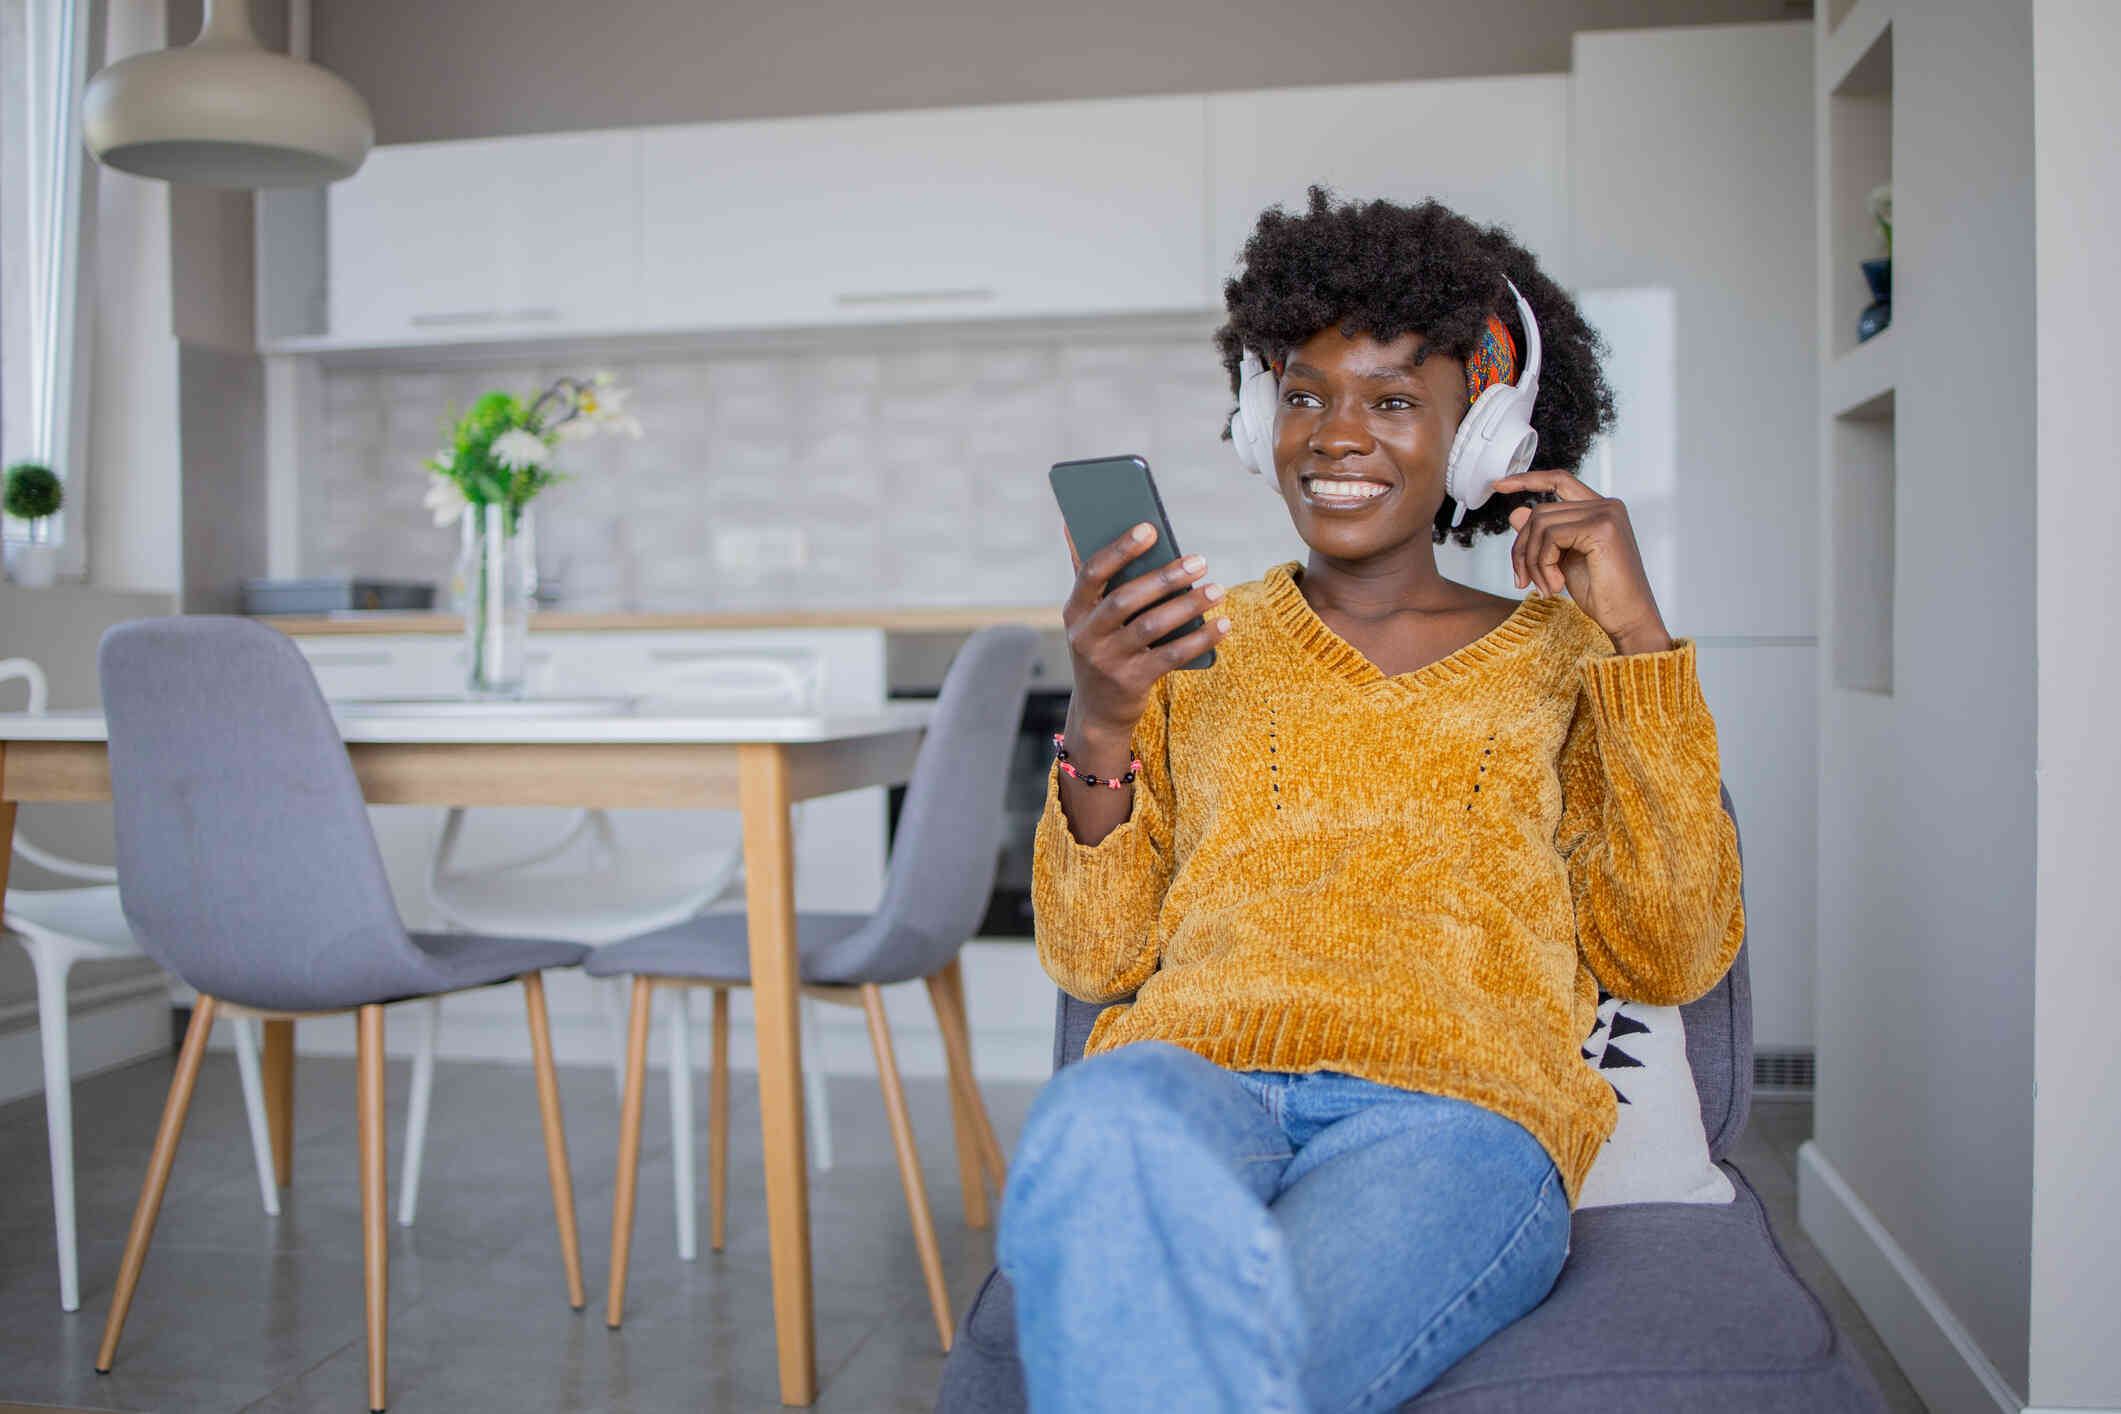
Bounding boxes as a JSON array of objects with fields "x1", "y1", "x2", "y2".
[{"x1": 1493, "y1": 469, "x2": 1674, "y2": 656}]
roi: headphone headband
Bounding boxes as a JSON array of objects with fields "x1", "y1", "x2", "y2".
[{"x1": 1226, "y1": 276, "x2": 1544, "y2": 506}]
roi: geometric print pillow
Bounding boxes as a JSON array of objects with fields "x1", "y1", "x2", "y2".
[{"x1": 1573, "y1": 986, "x2": 1735, "y2": 1209}]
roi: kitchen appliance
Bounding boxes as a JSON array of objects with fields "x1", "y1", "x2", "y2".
[
  {"x1": 242, "y1": 577, "x2": 436, "y2": 615},
  {"x1": 887, "y1": 628, "x2": 1070, "y2": 939}
]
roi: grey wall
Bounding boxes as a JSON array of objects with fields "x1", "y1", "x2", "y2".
[
  {"x1": 2029, "y1": 0, "x2": 2121, "y2": 1403},
  {"x1": 178, "y1": 344, "x2": 269, "y2": 614},
  {"x1": 313, "y1": 0, "x2": 1808, "y2": 144},
  {"x1": 1812, "y1": 0, "x2": 2037, "y2": 1396},
  {"x1": 1569, "y1": 23, "x2": 1817, "y2": 1053}
]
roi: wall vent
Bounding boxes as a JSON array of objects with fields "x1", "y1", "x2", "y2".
[{"x1": 1753, "y1": 1049, "x2": 1816, "y2": 1097}]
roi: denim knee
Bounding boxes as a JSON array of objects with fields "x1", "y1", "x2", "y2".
[
  {"x1": 1015, "y1": 1043, "x2": 1207, "y2": 1155},
  {"x1": 1002, "y1": 1044, "x2": 1209, "y2": 1231}
]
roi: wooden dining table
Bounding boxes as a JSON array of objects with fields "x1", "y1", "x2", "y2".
[{"x1": 0, "y1": 697, "x2": 933, "y2": 1407}]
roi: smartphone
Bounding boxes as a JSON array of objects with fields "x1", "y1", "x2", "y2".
[{"x1": 1049, "y1": 454, "x2": 1216, "y2": 671}]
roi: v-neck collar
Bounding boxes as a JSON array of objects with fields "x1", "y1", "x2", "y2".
[{"x1": 1261, "y1": 561, "x2": 1558, "y2": 701}]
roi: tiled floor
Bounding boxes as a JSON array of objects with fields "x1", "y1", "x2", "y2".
[{"x1": 0, "y1": 1051, "x2": 1926, "y2": 1412}]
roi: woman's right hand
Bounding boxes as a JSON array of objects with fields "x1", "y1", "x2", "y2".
[{"x1": 1062, "y1": 524, "x2": 1229, "y2": 740}]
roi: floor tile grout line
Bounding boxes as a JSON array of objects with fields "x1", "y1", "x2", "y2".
[{"x1": 237, "y1": 1334, "x2": 367, "y2": 1413}]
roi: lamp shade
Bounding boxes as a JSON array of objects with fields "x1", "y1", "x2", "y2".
[{"x1": 82, "y1": 0, "x2": 373, "y2": 188}]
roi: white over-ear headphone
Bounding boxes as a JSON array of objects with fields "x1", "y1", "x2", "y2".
[
  {"x1": 1226, "y1": 277, "x2": 1543, "y2": 529},
  {"x1": 1228, "y1": 347, "x2": 1280, "y2": 477},
  {"x1": 1445, "y1": 278, "x2": 1543, "y2": 526}
]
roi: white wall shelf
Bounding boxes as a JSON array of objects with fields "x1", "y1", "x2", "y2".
[
  {"x1": 1827, "y1": 392, "x2": 1895, "y2": 696},
  {"x1": 1827, "y1": 327, "x2": 1898, "y2": 419},
  {"x1": 1826, "y1": 15, "x2": 1893, "y2": 358},
  {"x1": 1822, "y1": 0, "x2": 1891, "y2": 94},
  {"x1": 1820, "y1": 1, "x2": 1895, "y2": 702}
]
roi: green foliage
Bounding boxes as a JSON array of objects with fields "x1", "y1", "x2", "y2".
[
  {"x1": 3, "y1": 463, "x2": 62, "y2": 521},
  {"x1": 428, "y1": 389, "x2": 563, "y2": 524},
  {"x1": 423, "y1": 373, "x2": 637, "y2": 530}
]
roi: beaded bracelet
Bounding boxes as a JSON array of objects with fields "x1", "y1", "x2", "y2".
[{"x1": 1052, "y1": 732, "x2": 1140, "y2": 789}]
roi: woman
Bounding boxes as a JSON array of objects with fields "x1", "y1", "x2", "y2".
[{"x1": 997, "y1": 189, "x2": 1746, "y2": 1413}]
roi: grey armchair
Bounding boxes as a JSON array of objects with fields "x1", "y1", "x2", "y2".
[
  {"x1": 587, "y1": 623, "x2": 1038, "y2": 1350},
  {"x1": 937, "y1": 789, "x2": 1890, "y2": 1414},
  {"x1": 92, "y1": 617, "x2": 593, "y2": 1414}
]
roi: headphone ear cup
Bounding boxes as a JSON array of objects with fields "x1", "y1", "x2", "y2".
[
  {"x1": 1445, "y1": 385, "x2": 1514, "y2": 521},
  {"x1": 1231, "y1": 351, "x2": 1278, "y2": 476}
]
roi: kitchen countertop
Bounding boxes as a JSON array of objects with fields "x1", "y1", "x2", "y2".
[{"x1": 262, "y1": 606, "x2": 1062, "y2": 635}]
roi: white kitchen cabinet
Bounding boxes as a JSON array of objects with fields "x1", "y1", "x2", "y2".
[
  {"x1": 327, "y1": 130, "x2": 642, "y2": 343},
  {"x1": 284, "y1": 78, "x2": 1582, "y2": 354},
  {"x1": 638, "y1": 95, "x2": 1212, "y2": 330},
  {"x1": 1207, "y1": 76, "x2": 1572, "y2": 286}
]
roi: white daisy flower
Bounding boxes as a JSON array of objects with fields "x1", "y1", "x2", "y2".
[
  {"x1": 577, "y1": 381, "x2": 639, "y2": 435},
  {"x1": 423, "y1": 473, "x2": 467, "y2": 528},
  {"x1": 490, "y1": 428, "x2": 552, "y2": 470}
]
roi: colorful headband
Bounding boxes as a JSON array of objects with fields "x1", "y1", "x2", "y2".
[
  {"x1": 1263, "y1": 312, "x2": 1518, "y2": 404},
  {"x1": 1465, "y1": 314, "x2": 1518, "y2": 406}
]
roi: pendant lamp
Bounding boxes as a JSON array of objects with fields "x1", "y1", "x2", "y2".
[{"x1": 82, "y1": 0, "x2": 373, "y2": 188}]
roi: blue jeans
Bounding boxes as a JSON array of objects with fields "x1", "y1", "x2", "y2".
[{"x1": 998, "y1": 1042, "x2": 1570, "y2": 1414}]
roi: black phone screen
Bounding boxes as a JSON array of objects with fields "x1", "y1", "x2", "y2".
[{"x1": 1049, "y1": 454, "x2": 1215, "y2": 671}]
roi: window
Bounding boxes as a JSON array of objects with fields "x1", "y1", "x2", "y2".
[{"x1": 1, "y1": 0, "x2": 93, "y2": 547}]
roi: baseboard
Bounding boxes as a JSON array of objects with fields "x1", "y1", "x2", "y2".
[
  {"x1": 0, "y1": 980, "x2": 170, "y2": 1106},
  {"x1": 1798, "y1": 1140, "x2": 2025, "y2": 1414}
]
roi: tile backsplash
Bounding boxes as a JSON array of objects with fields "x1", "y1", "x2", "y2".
[{"x1": 302, "y1": 328, "x2": 1320, "y2": 613}]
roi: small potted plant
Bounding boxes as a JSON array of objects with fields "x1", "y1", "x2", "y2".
[
  {"x1": 4, "y1": 462, "x2": 64, "y2": 587},
  {"x1": 1858, "y1": 184, "x2": 1892, "y2": 343},
  {"x1": 421, "y1": 373, "x2": 640, "y2": 696}
]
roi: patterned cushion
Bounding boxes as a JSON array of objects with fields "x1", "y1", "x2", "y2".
[{"x1": 1574, "y1": 988, "x2": 1733, "y2": 1209}]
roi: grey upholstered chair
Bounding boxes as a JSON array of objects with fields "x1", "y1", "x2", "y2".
[
  {"x1": 588, "y1": 624, "x2": 1038, "y2": 1350},
  {"x1": 92, "y1": 617, "x2": 593, "y2": 1414},
  {"x1": 934, "y1": 787, "x2": 1889, "y2": 1414}
]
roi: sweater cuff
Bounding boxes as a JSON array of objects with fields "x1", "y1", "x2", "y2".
[
  {"x1": 1038, "y1": 758, "x2": 1154, "y2": 863},
  {"x1": 1579, "y1": 637, "x2": 1705, "y2": 728}
]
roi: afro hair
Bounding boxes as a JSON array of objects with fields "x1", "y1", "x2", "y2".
[{"x1": 1214, "y1": 187, "x2": 1617, "y2": 547}]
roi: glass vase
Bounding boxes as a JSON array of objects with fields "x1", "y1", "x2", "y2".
[{"x1": 457, "y1": 504, "x2": 536, "y2": 698}]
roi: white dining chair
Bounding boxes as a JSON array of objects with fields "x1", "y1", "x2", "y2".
[
  {"x1": 398, "y1": 650, "x2": 838, "y2": 1260},
  {"x1": 0, "y1": 658, "x2": 280, "y2": 1312}
]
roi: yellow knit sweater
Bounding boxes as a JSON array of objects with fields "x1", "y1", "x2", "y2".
[{"x1": 1032, "y1": 562, "x2": 1745, "y2": 1206}]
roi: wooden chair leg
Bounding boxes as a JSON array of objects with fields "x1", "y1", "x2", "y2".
[
  {"x1": 262, "y1": 1018, "x2": 294, "y2": 1188},
  {"x1": 96, "y1": 995, "x2": 219, "y2": 1373},
  {"x1": 523, "y1": 973, "x2": 586, "y2": 1311},
  {"x1": 709, "y1": 986, "x2": 731, "y2": 1253},
  {"x1": 356, "y1": 1003, "x2": 389, "y2": 1414},
  {"x1": 606, "y1": 976, "x2": 655, "y2": 1328},
  {"x1": 925, "y1": 970, "x2": 989, "y2": 1230},
  {"x1": 932, "y1": 959, "x2": 1007, "y2": 1191},
  {"x1": 860, "y1": 984, "x2": 953, "y2": 1353}
]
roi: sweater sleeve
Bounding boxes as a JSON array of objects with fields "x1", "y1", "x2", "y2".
[
  {"x1": 1556, "y1": 638, "x2": 1746, "y2": 1006},
  {"x1": 1030, "y1": 677, "x2": 1175, "y2": 1003}
]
